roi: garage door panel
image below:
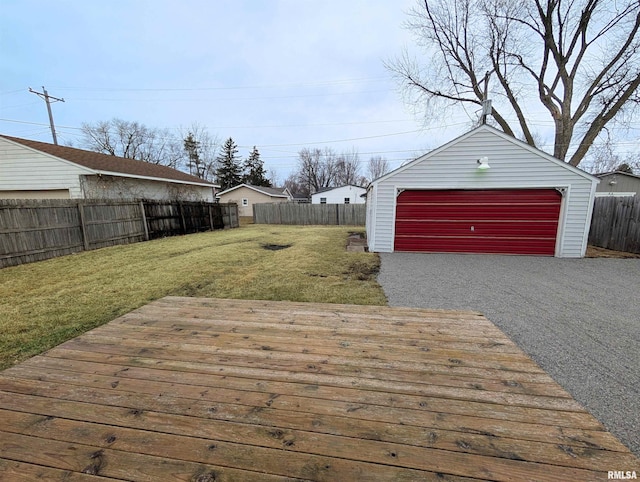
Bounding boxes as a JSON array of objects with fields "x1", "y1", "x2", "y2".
[
  {"x1": 394, "y1": 236, "x2": 557, "y2": 255},
  {"x1": 396, "y1": 204, "x2": 561, "y2": 220},
  {"x1": 394, "y1": 189, "x2": 561, "y2": 256},
  {"x1": 397, "y1": 189, "x2": 560, "y2": 203},
  {"x1": 395, "y1": 220, "x2": 560, "y2": 237}
]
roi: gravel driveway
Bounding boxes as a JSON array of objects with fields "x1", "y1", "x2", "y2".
[{"x1": 378, "y1": 253, "x2": 640, "y2": 456}]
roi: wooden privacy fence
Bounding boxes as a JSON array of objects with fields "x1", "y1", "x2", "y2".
[
  {"x1": 143, "y1": 201, "x2": 234, "y2": 239},
  {"x1": 254, "y1": 203, "x2": 366, "y2": 226},
  {"x1": 0, "y1": 199, "x2": 239, "y2": 268},
  {"x1": 588, "y1": 196, "x2": 640, "y2": 254}
]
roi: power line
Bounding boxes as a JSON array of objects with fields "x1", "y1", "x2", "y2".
[
  {"x1": 188, "y1": 119, "x2": 417, "y2": 130},
  {"x1": 0, "y1": 89, "x2": 27, "y2": 96},
  {"x1": 49, "y1": 77, "x2": 390, "y2": 92},
  {"x1": 235, "y1": 129, "x2": 426, "y2": 149},
  {"x1": 0, "y1": 118, "x2": 83, "y2": 131},
  {"x1": 3, "y1": 116, "x2": 638, "y2": 153},
  {"x1": 0, "y1": 101, "x2": 42, "y2": 110},
  {"x1": 66, "y1": 89, "x2": 390, "y2": 103},
  {"x1": 0, "y1": 117, "x2": 413, "y2": 130}
]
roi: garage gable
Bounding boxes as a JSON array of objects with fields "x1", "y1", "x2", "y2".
[{"x1": 366, "y1": 126, "x2": 599, "y2": 257}]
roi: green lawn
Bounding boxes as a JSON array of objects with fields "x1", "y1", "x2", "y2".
[{"x1": 0, "y1": 225, "x2": 386, "y2": 370}]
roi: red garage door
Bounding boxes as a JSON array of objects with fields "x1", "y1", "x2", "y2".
[{"x1": 394, "y1": 189, "x2": 562, "y2": 255}]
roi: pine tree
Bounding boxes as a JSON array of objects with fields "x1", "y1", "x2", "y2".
[
  {"x1": 243, "y1": 146, "x2": 271, "y2": 187},
  {"x1": 183, "y1": 132, "x2": 202, "y2": 177},
  {"x1": 215, "y1": 137, "x2": 243, "y2": 190}
]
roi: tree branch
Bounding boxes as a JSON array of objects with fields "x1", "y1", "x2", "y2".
[{"x1": 570, "y1": 73, "x2": 640, "y2": 166}]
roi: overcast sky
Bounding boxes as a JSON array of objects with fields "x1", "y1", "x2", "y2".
[
  {"x1": 3, "y1": 1, "x2": 634, "y2": 181},
  {"x1": 0, "y1": 0, "x2": 478, "y2": 181}
]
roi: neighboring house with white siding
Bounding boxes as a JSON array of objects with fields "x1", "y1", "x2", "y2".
[
  {"x1": 366, "y1": 125, "x2": 599, "y2": 258},
  {"x1": 0, "y1": 135, "x2": 218, "y2": 201},
  {"x1": 216, "y1": 183, "x2": 292, "y2": 217},
  {"x1": 311, "y1": 185, "x2": 366, "y2": 204}
]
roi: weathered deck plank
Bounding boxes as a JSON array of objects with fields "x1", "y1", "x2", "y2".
[
  {"x1": 0, "y1": 297, "x2": 637, "y2": 481},
  {"x1": 54, "y1": 336, "x2": 571, "y2": 398},
  {"x1": 6, "y1": 360, "x2": 608, "y2": 433}
]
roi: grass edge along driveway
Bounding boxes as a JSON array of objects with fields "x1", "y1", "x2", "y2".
[{"x1": 0, "y1": 225, "x2": 386, "y2": 370}]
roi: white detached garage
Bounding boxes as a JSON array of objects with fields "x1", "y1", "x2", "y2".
[{"x1": 366, "y1": 126, "x2": 599, "y2": 257}]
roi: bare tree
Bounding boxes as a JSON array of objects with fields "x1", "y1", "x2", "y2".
[
  {"x1": 267, "y1": 168, "x2": 280, "y2": 188},
  {"x1": 387, "y1": 0, "x2": 640, "y2": 167},
  {"x1": 283, "y1": 173, "x2": 309, "y2": 199},
  {"x1": 366, "y1": 156, "x2": 390, "y2": 182},
  {"x1": 80, "y1": 118, "x2": 183, "y2": 168},
  {"x1": 296, "y1": 147, "x2": 338, "y2": 193},
  {"x1": 582, "y1": 133, "x2": 640, "y2": 173},
  {"x1": 334, "y1": 149, "x2": 366, "y2": 186}
]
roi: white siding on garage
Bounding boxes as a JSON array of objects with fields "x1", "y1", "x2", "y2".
[
  {"x1": 367, "y1": 126, "x2": 598, "y2": 258},
  {"x1": 365, "y1": 184, "x2": 377, "y2": 247},
  {"x1": 0, "y1": 137, "x2": 89, "y2": 198}
]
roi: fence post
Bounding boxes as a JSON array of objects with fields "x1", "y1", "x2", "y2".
[
  {"x1": 77, "y1": 202, "x2": 90, "y2": 251},
  {"x1": 139, "y1": 201, "x2": 150, "y2": 241}
]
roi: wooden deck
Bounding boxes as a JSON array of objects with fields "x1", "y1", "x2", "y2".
[{"x1": 0, "y1": 297, "x2": 637, "y2": 481}]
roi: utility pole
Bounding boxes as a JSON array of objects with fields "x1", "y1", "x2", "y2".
[{"x1": 29, "y1": 86, "x2": 65, "y2": 145}]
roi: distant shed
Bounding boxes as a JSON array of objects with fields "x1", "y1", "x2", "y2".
[
  {"x1": 595, "y1": 171, "x2": 640, "y2": 197},
  {"x1": 366, "y1": 125, "x2": 599, "y2": 257}
]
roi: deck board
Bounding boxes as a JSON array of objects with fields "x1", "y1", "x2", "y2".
[{"x1": 0, "y1": 296, "x2": 637, "y2": 481}]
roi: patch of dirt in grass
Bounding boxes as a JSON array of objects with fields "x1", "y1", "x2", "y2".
[
  {"x1": 344, "y1": 259, "x2": 379, "y2": 281},
  {"x1": 261, "y1": 243, "x2": 292, "y2": 251},
  {"x1": 586, "y1": 245, "x2": 640, "y2": 258}
]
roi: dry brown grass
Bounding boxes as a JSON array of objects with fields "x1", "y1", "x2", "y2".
[
  {"x1": 0, "y1": 225, "x2": 385, "y2": 370},
  {"x1": 586, "y1": 245, "x2": 640, "y2": 258}
]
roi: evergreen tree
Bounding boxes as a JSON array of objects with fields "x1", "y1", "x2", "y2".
[
  {"x1": 215, "y1": 137, "x2": 243, "y2": 190},
  {"x1": 183, "y1": 132, "x2": 202, "y2": 177},
  {"x1": 243, "y1": 146, "x2": 271, "y2": 187}
]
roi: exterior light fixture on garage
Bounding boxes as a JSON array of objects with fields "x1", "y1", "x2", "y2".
[{"x1": 477, "y1": 157, "x2": 491, "y2": 170}]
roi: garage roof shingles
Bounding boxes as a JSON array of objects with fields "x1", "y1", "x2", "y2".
[{"x1": 1, "y1": 135, "x2": 215, "y2": 186}]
